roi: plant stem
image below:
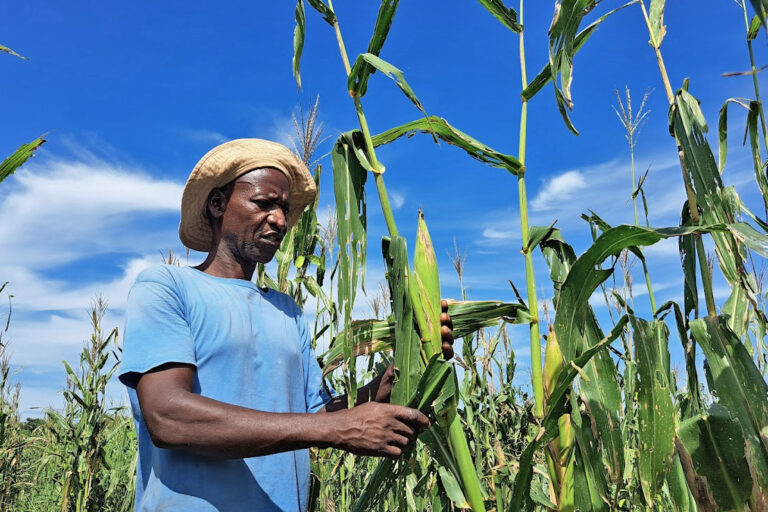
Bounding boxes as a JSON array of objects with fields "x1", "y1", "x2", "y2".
[
  {"x1": 331, "y1": 9, "x2": 399, "y2": 238},
  {"x1": 741, "y1": 0, "x2": 768, "y2": 153},
  {"x1": 518, "y1": 0, "x2": 544, "y2": 419},
  {"x1": 638, "y1": 0, "x2": 700, "y2": 225}
]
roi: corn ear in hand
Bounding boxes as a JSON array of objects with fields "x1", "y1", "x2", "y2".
[{"x1": 409, "y1": 209, "x2": 442, "y2": 358}]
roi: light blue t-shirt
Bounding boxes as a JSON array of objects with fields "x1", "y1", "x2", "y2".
[{"x1": 119, "y1": 264, "x2": 333, "y2": 512}]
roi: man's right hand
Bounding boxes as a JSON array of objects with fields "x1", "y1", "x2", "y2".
[{"x1": 325, "y1": 402, "x2": 430, "y2": 459}]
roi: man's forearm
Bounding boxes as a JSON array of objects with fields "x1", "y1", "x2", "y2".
[{"x1": 143, "y1": 388, "x2": 341, "y2": 458}]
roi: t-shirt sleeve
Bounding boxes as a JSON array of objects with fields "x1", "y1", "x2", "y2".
[
  {"x1": 297, "y1": 311, "x2": 335, "y2": 413},
  {"x1": 118, "y1": 266, "x2": 196, "y2": 389}
]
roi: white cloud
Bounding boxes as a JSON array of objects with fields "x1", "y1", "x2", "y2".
[
  {"x1": 390, "y1": 191, "x2": 405, "y2": 210},
  {"x1": 0, "y1": 157, "x2": 183, "y2": 270},
  {"x1": 179, "y1": 129, "x2": 231, "y2": 145},
  {"x1": 531, "y1": 170, "x2": 587, "y2": 211}
]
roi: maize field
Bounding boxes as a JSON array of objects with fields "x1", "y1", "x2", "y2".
[{"x1": 2, "y1": 0, "x2": 768, "y2": 510}]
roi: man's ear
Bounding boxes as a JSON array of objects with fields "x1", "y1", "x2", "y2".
[{"x1": 207, "y1": 188, "x2": 228, "y2": 221}]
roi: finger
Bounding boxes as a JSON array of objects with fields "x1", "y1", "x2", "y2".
[
  {"x1": 384, "y1": 445, "x2": 403, "y2": 459},
  {"x1": 441, "y1": 299, "x2": 449, "y2": 313},
  {"x1": 442, "y1": 342, "x2": 454, "y2": 360},
  {"x1": 393, "y1": 407, "x2": 431, "y2": 431},
  {"x1": 387, "y1": 433, "x2": 411, "y2": 449},
  {"x1": 440, "y1": 312, "x2": 453, "y2": 330},
  {"x1": 441, "y1": 325, "x2": 454, "y2": 343}
]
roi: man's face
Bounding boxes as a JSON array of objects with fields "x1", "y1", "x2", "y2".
[{"x1": 217, "y1": 167, "x2": 290, "y2": 264}]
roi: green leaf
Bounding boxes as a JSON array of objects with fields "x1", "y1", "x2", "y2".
[
  {"x1": 321, "y1": 300, "x2": 526, "y2": 373},
  {"x1": 573, "y1": 413, "x2": 610, "y2": 512},
  {"x1": 385, "y1": 235, "x2": 420, "y2": 406},
  {"x1": 632, "y1": 316, "x2": 676, "y2": 504},
  {"x1": 511, "y1": 316, "x2": 628, "y2": 510},
  {"x1": 546, "y1": 0, "x2": 601, "y2": 134},
  {"x1": 306, "y1": 0, "x2": 336, "y2": 25},
  {"x1": 749, "y1": 0, "x2": 768, "y2": 26},
  {"x1": 437, "y1": 466, "x2": 470, "y2": 508},
  {"x1": 746, "y1": 100, "x2": 768, "y2": 214},
  {"x1": 553, "y1": 224, "x2": 716, "y2": 363},
  {"x1": 331, "y1": 131, "x2": 368, "y2": 402},
  {"x1": 676, "y1": 404, "x2": 753, "y2": 511},
  {"x1": 690, "y1": 315, "x2": 768, "y2": 487},
  {"x1": 666, "y1": 453, "x2": 698, "y2": 512},
  {"x1": 292, "y1": 0, "x2": 306, "y2": 89},
  {"x1": 348, "y1": 53, "x2": 427, "y2": 117},
  {"x1": 0, "y1": 44, "x2": 27, "y2": 60},
  {"x1": 0, "y1": 136, "x2": 46, "y2": 184},
  {"x1": 748, "y1": 14, "x2": 762, "y2": 40},
  {"x1": 477, "y1": 0, "x2": 522, "y2": 32},
  {"x1": 672, "y1": 88, "x2": 754, "y2": 296},
  {"x1": 539, "y1": 228, "x2": 624, "y2": 481},
  {"x1": 717, "y1": 97, "x2": 750, "y2": 174},
  {"x1": 372, "y1": 115, "x2": 523, "y2": 176},
  {"x1": 348, "y1": 0, "x2": 401, "y2": 98},
  {"x1": 647, "y1": 0, "x2": 666, "y2": 48},
  {"x1": 522, "y1": 1, "x2": 636, "y2": 101}
]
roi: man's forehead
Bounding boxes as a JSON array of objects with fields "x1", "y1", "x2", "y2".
[{"x1": 233, "y1": 167, "x2": 290, "y2": 188}]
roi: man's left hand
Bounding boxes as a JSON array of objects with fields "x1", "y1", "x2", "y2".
[{"x1": 374, "y1": 300, "x2": 455, "y2": 403}]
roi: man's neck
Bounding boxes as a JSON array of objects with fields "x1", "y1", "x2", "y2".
[{"x1": 195, "y1": 244, "x2": 256, "y2": 282}]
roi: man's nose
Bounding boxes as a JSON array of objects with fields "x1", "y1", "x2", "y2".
[{"x1": 268, "y1": 208, "x2": 287, "y2": 233}]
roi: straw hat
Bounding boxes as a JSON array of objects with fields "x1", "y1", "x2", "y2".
[{"x1": 179, "y1": 138, "x2": 316, "y2": 252}]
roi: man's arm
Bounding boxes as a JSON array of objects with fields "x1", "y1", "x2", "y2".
[{"x1": 136, "y1": 362, "x2": 430, "y2": 460}]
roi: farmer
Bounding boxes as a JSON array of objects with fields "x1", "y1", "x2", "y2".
[{"x1": 118, "y1": 139, "x2": 454, "y2": 511}]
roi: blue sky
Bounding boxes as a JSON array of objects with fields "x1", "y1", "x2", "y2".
[{"x1": 0, "y1": 1, "x2": 765, "y2": 416}]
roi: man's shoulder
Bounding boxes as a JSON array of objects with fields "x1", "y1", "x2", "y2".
[{"x1": 132, "y1": 264, "x2": 187, "y2": 292}]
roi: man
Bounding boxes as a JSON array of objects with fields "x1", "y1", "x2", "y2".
[{"x1": 119, "y1": 139, "x2": 454, "y2": 511}]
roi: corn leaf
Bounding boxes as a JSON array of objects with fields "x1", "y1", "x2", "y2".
[
  {"x1": 748, "y1": 14, "x2": 762, "y2": 40},
  {"x1": 746, "y1": 100, "x2": 768, "y2": 213},
  {"x1": 647, "y1": 0, "x2": 666, "y2": 48},
  {"x1": 372, "y1": 116, "x2": 523, "y2": 176},
  {"x1": 321, "y1": 300, "x2": 525, "y2": 373},
  {"x1": 553, "y1": 224, "x2": 718, "y2": 363},
  {"x1": 348, "y1": 0, "x2": 400, "y2": 98},
  {"x1": 657, "y1": 300, "x2": 702, "y2": 415},
  {"x1": 632, "y1": 316, "x2": 676, "y2": 504},
  {"x1": 750, "y1": 0, "x2": 768, "y2": 26},
  {"x1": 348, "y1": 53, "x2": 427, "y2": 117},
  {"x1": 383, "y1": 235, "x2": 420, "y2": 406},
  {"x1": 511, "y1": 316, "x2": 628, "y2": 510},
  {"x1": 331, "y1": 131, "x2": 368, "y2": 401},
  {"x1": 306, "y1": 0, "x2": 336, "y2": 25},
  {"x1": 538, "y1": 228, "x2": 624, "y2": 481},
  {"x1": 0, "y1": 44, "x2": 27, "y2": 60},
  {"x1": 676, "y1": 404, "x2": 752, "y2": 511},
  {"x1": 0, "y1": 136, "x2": 46, "y2": 184},
  {"x1": 573, "y1": 413, "x2": 610, "y2": 512},
  {"x1": 546, "y1": 0, "x2": 600, "y2": 134},
  {"x1": 717, "y1": 97, "x2": 750, "y2": 174},
  {"x1": 690, "y1": 315, "x2": 768, "y2": 487},
  {"x1": 522, "y1": 1, "x2": 636, "y2": 102},
  {"x1": 666, "y1": 454, "x2": 698, "y2": 512},
  {"x1": 672, "y1": 88, "x2": 756, "y2": 300},
  {"x1": 352, "y1": 357, "x2": 453, "y2": 512},
  {"x1": 292, "y1": 0, "x2": 305, "y2": 89},
  {"x1": 477, "y1": 0, "x2": 523, "y2": 32}
]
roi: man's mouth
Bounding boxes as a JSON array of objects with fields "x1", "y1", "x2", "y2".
[{"x1": 260, "y1": 232, "x2": 284, "y2": 246}]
